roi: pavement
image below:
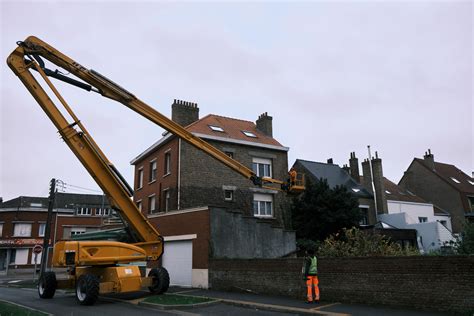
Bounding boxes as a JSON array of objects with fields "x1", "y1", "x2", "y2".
[{"x1": 0, "y1": 272, "x2": 450, "y2": 316}]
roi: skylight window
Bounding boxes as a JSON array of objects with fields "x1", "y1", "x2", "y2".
[
  {"x1": 352, "y1": 188, "x2": 360, "y2": 193},
  {"x1": 450, "y1": 177, "x2": 461, "y2": 184},
  {"x1": 209, "y1": 125, "x2": 224, "y2": 132},
  {"x1": 242, "y1": 131, "x2": 257, "y2": 138},
  {"x1": 385, "y1": 190, "x2": 392, "y2": 194},
  {"x1": 468, "y1": 180, "x2": 474, "y2": 186}
]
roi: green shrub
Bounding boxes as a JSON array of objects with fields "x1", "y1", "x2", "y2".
[{"x1": 318, "y1": 227, "x2": 419, "y2": 257}]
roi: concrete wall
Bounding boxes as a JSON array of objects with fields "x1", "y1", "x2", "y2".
[
  {"x1": 209, "y1": 208, "x2": 296, "y2": 259},
  {"x1": 209, "y1": 256, "x2": 474, "y2": 314}
]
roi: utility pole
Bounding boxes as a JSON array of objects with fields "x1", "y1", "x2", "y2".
[{"x1": 40, "y1": 178, "x2": 56, "y2": 279}]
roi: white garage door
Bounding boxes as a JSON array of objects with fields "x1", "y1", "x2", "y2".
[{"x1": 162, "y1": 240, "x2": 193, "y2": 287}]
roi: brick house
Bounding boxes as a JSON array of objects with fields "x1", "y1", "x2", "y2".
[
  {"x1": 0, "y1": 193, "x2": 112, "y2": 273},
  {"x1": 398, "y1": 150, "x2": 474, "y2": 233},
  {"x1": 130, "y1": 99, "x2": 296, "y2": 288}
]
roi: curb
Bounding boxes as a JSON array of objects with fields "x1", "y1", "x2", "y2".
[{"x1": 0, "y1": 298, "x2": 53, "y2": 316}]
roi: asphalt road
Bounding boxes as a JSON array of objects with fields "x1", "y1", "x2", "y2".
[{"x1": 0, "y1": 287, "x2": 296, "y2": 316}]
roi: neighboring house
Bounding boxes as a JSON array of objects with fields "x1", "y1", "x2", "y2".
[
  {"x1": 377, "y1": 178, "x2": 455, "y2": 253},
  {"x1": 0, "y1": 193, "x2": 112, "y2": 273},
  {"x1": 130, "y1": 99, "x2": 295, "y2": 288},
  {"x1": 399, "y1": 150, "x2": 474, "y2": 233},
  {"x1": 292, "y1": 158, "x2": 375, "y2": 225}
]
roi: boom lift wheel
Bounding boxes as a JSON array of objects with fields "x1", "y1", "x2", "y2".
[
  {"x1": 38, "y1": 271, "x2": 57, "y2": 299},
  {"x1": 76, "y1": 274, "x2": 100, "y2": 305},
  {"x1": 148, "y1": 267, "x2": 170, "y2": 294}
]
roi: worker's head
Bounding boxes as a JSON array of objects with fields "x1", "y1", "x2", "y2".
[{"x1": 307, "y1": 249, "x2": 315, "y2": 256}]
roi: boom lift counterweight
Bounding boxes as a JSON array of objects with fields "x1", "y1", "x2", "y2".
[{"x1": 7, "y1": 36, "x2": 304, "y2": 306}]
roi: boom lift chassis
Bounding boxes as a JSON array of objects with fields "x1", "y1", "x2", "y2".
[{"x1": 7, "y1": 36, "x2": 304, "y2": 306}]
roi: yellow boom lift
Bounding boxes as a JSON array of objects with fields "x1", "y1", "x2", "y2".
[{"x1": 7, "y1": 36, "x2": 305, "y2": 305}]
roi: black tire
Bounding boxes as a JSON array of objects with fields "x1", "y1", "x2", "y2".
[
  {"x1": 76, "y1": 274, "x2": 100, "y2": 305},
  {"x1": 38, "y1": 271, "x2": 57, "y2": 299},
  {"x1": 148, "y1": 267, "x2": 170, "y2": 294}
]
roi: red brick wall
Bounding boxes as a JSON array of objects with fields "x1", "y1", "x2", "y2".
[
  {"x1": 209, "y1": 256, "x2": 474, "y2": 314},
  {"x1": 133, "y1": 137, "x2": 179, "y2": 214},
  {"x1": 149, "y1": 208, "x2": 210, "y2": 269}
]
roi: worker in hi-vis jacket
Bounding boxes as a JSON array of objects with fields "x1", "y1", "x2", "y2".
[{"x1": 302, "y1": 249, "x2": 320, "y2": 303}]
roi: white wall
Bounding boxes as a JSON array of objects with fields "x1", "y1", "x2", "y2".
[{"x1": 387, "y1": 201, "x2": 435, "y2": 223}]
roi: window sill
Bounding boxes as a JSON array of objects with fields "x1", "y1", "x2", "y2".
[
  {"x1": 136, "y1": 186, "x2": 143, "y2": 191},
  {"x1": 163, "y1": 173, "x2": 171, "y2": 178},
  {"x1": 148, "y1": 180, "x2": 157, "y2": 185},
  {"x1": 253, "y1": 215, "x2": 274, "y2": 219},
  {"x1": 13, "y1": 236, "x2": 32, "y2": 238}
]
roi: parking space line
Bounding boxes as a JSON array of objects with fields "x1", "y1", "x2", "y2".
[{"x1": 312, "y1": 302, "x2": 341, "y2": 310}]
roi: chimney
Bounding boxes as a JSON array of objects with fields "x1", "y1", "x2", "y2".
[
  {"x1": 256, "y1": 112, "x2": 273, "y2": 137},
  {"x1": 171, "y1": 99, "x2": 199, "y2": 127},
  {"x1": 327, "y1": 158, "x2": 333, "y2": 164},
  {"x1": 423, "y1": 149, "x2": 435, "y2": 170},
  {"x1": 349, "y1": 152, "x2": 360, "y2": 183},
  {"x1": 342, "y1": 164, "x2": 350, "y2": 174},
  {"x1": 371, "y1": 152, "x2": 388, "y2": 214}
]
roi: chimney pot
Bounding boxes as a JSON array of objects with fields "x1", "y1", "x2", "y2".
[{"x1": 171, "y1": 99, "x2": 199, "y2": 126}]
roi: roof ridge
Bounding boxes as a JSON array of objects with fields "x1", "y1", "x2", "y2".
[{"x1": 209, "y1": 114, "x2": 255, "y2": 124}]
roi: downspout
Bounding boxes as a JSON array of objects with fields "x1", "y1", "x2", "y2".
[{"x1": 177, "y1": 138, "x2": 181, "y2": 211}]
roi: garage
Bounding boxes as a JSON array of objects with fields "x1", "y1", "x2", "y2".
[{"x1": 162, "y1": 236, "x2": 194, "y2": 287}]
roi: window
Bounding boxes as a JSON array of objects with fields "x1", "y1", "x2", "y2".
[
  {"x1": 450, "y1": 177, "x2": 460, "y2": 184},
  {"x1": 225, "y1": 151, "x2": 234, "y2": 159},
  {"x1": 438, "y1": 220, "x2": 447, "y2": 227},
  {"x1": 137, "y1": 168, "x2": 144, "y2": 189},
  {"x1": 136, "y1": 200, "x2": 142, "y2": 212},
  {"x1": 242, "y1": 131, "x2": 257, "y2": 138},
  {"x1": 71, "y1": 227, "x2": 86, "y2": 237},
  {"x1": 468, "y1": 196, "x2": 474, "y2": 212},
  {"x1": 418, "y1": 217, "x2": 428, "y2": 223},
  {"x1": 13, "y1": 223, "x2": 32, "y2": 237},
  {"x1": 252, "y1": 158, "x2": 272, "y2": 178},
  {"x1": 163, "y1": 190, "x2": 170, "y2": 212},
  {"x1": 359, "y1": 206, "x2": 369, "y2": 225},
  {"x1": 10, "y1": 249, "x2": 28, "y2": 265},
  {"x1": 77, "y1": 207, "x2": 91, "y2": 216},
  {"x1": 468, "y1": 180, "x2": 474, "y2": 186},
  {"x1": 253, "y1": 193, "x2": 273, "y2": 217},
  {"x1": 224, "y1": 190, "x2": 233, "y2": 201},
  {"x1": 0, "y1": 223, "x2": 3, "y2": 237},
  {"x1": 209, "y1": 125, "x2": 224, "y2": 132},
  {"x1": 148, "y1": 195, "x2": 156, "y2": 214},
  {"x1": 96, "y1": 208, "x2": 110, "y2": 216},
  {"x1": 164, "y1": 152, "x2": 171, "y2": 175},
  {"x1": 149, "y1": 160, "x2": 157, "y2": 182},
  {"x1": 38, "y1": 223, "x2": 46, "y2": 237}
]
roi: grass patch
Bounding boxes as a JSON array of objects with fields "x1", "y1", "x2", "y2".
[
  {"x1": 144, "y1": 294, "x2": 215, "y2": 305},
  {"x1": 0, "y1": 301, "x2": 48, "y2": 316}
]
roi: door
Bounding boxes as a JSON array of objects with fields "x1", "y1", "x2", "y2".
[{"x1": 162, "y1": 240, "x2": 193, "y2": 287}]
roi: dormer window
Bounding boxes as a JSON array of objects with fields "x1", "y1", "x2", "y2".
[
  {"x1": 209, "y1": 125, "x2": 224, "y2": 132},
  {"x1": 450, "y1": 177, "x2": 461, "y2": 184},
  {"x1": 242, "y1": 131, "x2": 257, "y2": 138}
]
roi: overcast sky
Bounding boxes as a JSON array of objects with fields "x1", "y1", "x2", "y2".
[{"x1": 1, "y1": 0, "x2": 472, "y2": 201}]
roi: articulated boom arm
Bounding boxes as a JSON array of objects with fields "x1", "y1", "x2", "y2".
[{"x1": 7, "y1": 36, "x2": 303, "y2": 256}]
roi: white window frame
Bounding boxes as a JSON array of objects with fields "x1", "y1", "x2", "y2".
[
  {"x1": 38, "y1": 223, "x2": 46, "y2": 237},
  {"x1": 209, "y1": 125, "x2": 224, "y2": 132},
  {"x1": 242, "y1": 130, "x2": 257, "y2": 138},
  {"x1": 13, "y1": 223, "x2": 32, "y2": 237},
  {"x1": 163, "y1": 189, "x2": 170, "y2": 212},
  {"x1": 0, "y1": 223, "x2": 3, "y2": 237},
  {"x1": 136, "y1": 200, "x2": 142, "y2": 212},
  {"x1": 77, "y1": 207, "x2": 91, "y2": 216},
  {"x1": 224, "y1": 190, "x2": 234, "y2": 201},
  {"x1": 149, "y1": 159, "x2": 157, "y2": 183},
  {"x1": 70, "y1": 227, "x2": 86, "y2": 237},
  {"x1": 418, "y1": 217, "x2": 428, "y2": 223},
  {"x1": 253, "y1": 193, "x2": 273, "y2": 217},
  {"x1": 252, "y1": 157, "x2": 272, "y2": 178},
  {"x1": 137, "y1": 167, "x2": 144, "y2": 189},
  {"x1": 149, "y1": 194, "x2": 156, "y2": 214},
  {"x1": 164, "y1": 152, "x2": 171, "y2": 176}
]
